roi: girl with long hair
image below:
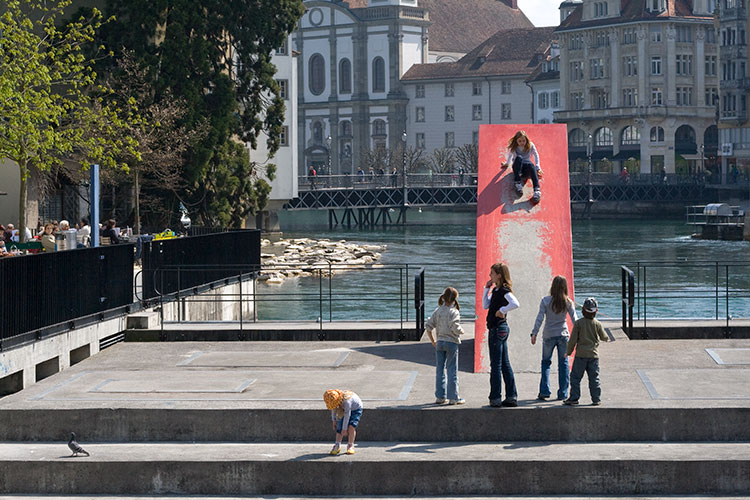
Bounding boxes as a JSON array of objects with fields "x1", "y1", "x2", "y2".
[
  {"x1": 502, "y1": 130, "x2": 543, "y2": 202},
  {"x1": 482, "y1": 263, "x2": 520, "y2": 407},
  {"x1": 530, "y1": 276, "x2": 578, "y2": 400},
  {"x1": 424, "y1": 287, "x2": 465, "y2": 405}
]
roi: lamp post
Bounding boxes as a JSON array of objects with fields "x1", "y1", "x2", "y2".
[
  {"x1": 401, "y1": 131, "x2": 407, "y2": 204},
  {"x1": 326, "y1": 135, "x2": 332, "y2": 180},
  {"x1": 700, "y1": 143, "x2": 705, "y2": 181},
  {"x1": 587, "y1": 133, "x2": 593, "y2": 203}
]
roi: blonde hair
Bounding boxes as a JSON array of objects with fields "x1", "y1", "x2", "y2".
[
  {"x1": 334, "y1": 390, "x2": 356, "y2": 418},
  {"x1": 438, "y1": 287, "x2": 460, "y2": 311},
  {"x1": 490, "y1": 263, "x2": 513, "y2": 292},
  {"x1": 550, "y1": 275, "x2": 571, "y2": 314},
  {"x1": 507, "y1": 130, "x2": 531, "y2": 153}
]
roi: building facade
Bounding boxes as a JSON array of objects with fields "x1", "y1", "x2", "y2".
[
  {"x1": 527, "y1": 45, "x2": 562, "y2": 124},
  {"x1": 717, "y1": 0, "x2": 750, "y2": 182},
  {"x1": 402, "y1": 28, "x2": 555, "y2": 154},
  {"x1": 293, "y1": 0, "x2": 532, "y2": 176},
  {"x1": 555, "y1": 0, "x2": 719, "y2": 176}
]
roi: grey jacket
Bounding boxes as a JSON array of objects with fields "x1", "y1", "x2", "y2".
[{"x1": 530, "y1": 296, "x2": 577, "y2": 339}]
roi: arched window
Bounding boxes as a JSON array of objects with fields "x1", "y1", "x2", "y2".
[
  {"x1": 313, "y1": 122, "x2": 324, "y2": 144},
  {"x1": 594, "y1": 127, "x2": 613, "y2": 146},
  {"x1": 569, "y1": 128, "x2": 587, "y2": 147},
  {"x1": 339, "y1": 59, "x2": 351, "y2": 94},
  {"x1": 372, "y1": 119, "x2": 386, "y2": 137},
  {"x1": 650, "y1": 126, "x2": 665, "y2": 143},
  {"x1": 309, "y1": 54, "x2": 325, "y2": 95},
  {"x1": 372, "y1": 57, "x2": 386, "y2": 93},
  {"x1": 340, "y1": 120, "x2": 352, "y2": 137},
  {"x1": 621, "y1": 125, "x2": 641, "y2": 145}
]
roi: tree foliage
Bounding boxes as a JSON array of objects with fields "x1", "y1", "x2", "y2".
[
  {"x1": 100, "y1": 0, "x2": 304, "y2": 227},
  {"x1": 429, "y1": 148, "x2": 456, "y2": 174},
  {"x1": 0, "y1": 0, "x2": 139, "y2": 238},
  {"x1": 455, "y1": 144, "x2": 479, "y2": 173}
]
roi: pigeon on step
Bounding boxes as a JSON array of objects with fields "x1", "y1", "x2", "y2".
[{"x1": 68, "y1": 432, "x2": 90, "y2": 457}]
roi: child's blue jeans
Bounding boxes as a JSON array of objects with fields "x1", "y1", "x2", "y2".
[
  {"x1": 435, "y1": 340, "x2": 460, "y2": 400},
  {"x1": 512, "y1": 157, "x2": 540, "y2": 190},
  {"x1": 569, "y1": 356, "x2": 601, "y2": 402},
  {"x1": 539, "y1": 336, "x2": 569, "y2": 399}
]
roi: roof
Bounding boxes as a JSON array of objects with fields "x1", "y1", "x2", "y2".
[
  {"x1": 401, "y1": 27, "x2": 556, "y2": 81},
  {"x1": 342, "y1": 0, "x2": 534, "y2": 54},
  {"x1": 557, "y1": 0, "x2": 712, "y2": 31}
]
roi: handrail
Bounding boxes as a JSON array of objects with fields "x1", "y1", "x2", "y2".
[{"x1": 621, "y1": 266, "x2": 635, "y2": 338}]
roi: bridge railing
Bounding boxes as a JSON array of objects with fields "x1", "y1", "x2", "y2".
[{"x1": 301, "y1": 173, "x2": 477, "y2": 191}]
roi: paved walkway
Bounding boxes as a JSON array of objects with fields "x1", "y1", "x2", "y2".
[{"x1": 3, "y1": 322, "x2": 750, "y2": 411}]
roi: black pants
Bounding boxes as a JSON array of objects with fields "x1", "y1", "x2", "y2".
[{"x1": 512, "y1": 157, "x2": 540, "y2": 190}]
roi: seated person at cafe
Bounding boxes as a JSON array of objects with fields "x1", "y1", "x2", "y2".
[{"x1": 101, "y1": 219, "x2": 120, "y2": 245}]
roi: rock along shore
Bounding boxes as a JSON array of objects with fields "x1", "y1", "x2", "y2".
[{"x1": 259, "y1": 237, "x2": 386, "y2": 284}]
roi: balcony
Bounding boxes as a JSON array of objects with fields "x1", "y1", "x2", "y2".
[
  {"x1": 719, "y1": 45, "x2": 747, "y2": 60},
  {"x1": 719, "y1": 6, "x2": 747, "y2": 21},
  {"x1": 554, "y1": 105, "x2": 715, "y2": 122},
  {"x1": 354, "y1": 6, "x2": 428, "y2": 21}
]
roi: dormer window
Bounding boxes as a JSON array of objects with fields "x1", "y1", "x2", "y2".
[
  {"x1": 594, "y1": 1, "x2": 608, "y2": 17},
  {"x1": 648, "y1": 0, "x2": 666, "y2": 12}
]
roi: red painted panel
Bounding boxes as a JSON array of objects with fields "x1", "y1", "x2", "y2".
[{"x1": 474, "y1": 124, "x2": 574, "y2": 373}]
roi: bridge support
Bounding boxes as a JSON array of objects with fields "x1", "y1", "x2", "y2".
[{"x1": 327, "y1": 206, "x2": 408, "y2": 228}]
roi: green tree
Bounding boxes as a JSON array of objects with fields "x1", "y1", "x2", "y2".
[
  {"x1": 101, "y1": 0, "x2": 304, "y2": 227},
  {"x1": 0, "y1": 0, "x2": 139, "y2": 239}
]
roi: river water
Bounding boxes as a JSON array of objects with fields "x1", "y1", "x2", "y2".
[{"x1": 256, "y1": 210, "x2": 750, "y2": 322}]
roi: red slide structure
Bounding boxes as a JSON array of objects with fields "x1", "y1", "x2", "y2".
[{"x1": 474, "y1": 124, "x2": 575, "y2": 373}]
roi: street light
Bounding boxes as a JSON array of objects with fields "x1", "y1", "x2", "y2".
[
  {"x1": 700, "y1": 143, "x2": 705, "y2": 181},
  {"x1": 401, "y1": 131, "x2": 407, "y2": 198},
  {"x1": 326, "y1": 135, "x2": 332, "y2": 177}
]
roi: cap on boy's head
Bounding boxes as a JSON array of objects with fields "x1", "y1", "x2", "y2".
[
  {"x1": 324, "y1": 389, "x2": 343, "y2": 410},
  {"x1": 583, "y1": 297, "x2": 598, "y2": 313}
]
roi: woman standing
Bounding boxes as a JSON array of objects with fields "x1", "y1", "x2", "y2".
[{"x1": 482, "y1": 263, "x2": 520, "y2": 407}]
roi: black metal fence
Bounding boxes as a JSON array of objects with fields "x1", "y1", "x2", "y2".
[
  {"x1": 0, "y1": 245, "x2": 134, "y2": 349},
  {"x1": 141, "y1": 230, "x2": 261, "y2": 300}
]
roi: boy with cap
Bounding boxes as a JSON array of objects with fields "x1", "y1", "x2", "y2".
[{"x1": 563, "y1": 297, "x2": 608, "y2": 406}]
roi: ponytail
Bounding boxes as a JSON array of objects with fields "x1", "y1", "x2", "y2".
[{"x1": 438, "y1": 287, "x2": 460, "y2": 311}]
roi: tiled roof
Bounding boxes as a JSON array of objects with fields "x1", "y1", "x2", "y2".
[
  {"x1": 557, "y1": 0, "x2": 710, "y2": 31},
  {"x1": 341, "y1": 0, "x2": 534, "y2": 54},
  {"x1": 402, "y1": 27, "x2": 556, "y2": 81}
]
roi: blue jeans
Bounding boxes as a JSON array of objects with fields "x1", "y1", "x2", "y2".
[
  {"x1": 435, "y1": 340, "x2": 460, "y2": 400},
  {"x1": 512, "y1": 157, "x2": 540, "y2": 190},
  {"x1": 569, "y1": 357, "x2": 601, "y2": 402},
  {"x1": 488, "y1": 324, "x2": 517, "y2": 402},
  {"x1": 539, "y1": 336, "x2": 569, "y2": 399}
]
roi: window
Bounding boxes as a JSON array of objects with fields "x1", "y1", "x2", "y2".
[
  {"x1": 651, "y1": 87, "x2": 663, "y2": 105},
  {"x1": 276, "y1": 39, "x2": 288, "y2": 55},
  {"x1": 592, "y1": 91, "x2": 609, "y2": 109},
  {"x1": 594, "y1": 127, "x2": 613, "y2": 146},
  {"x1": 569, "y1": 128, "x2": 587, "y2": 147},
  {"x1": 705, "y1": 26, "x2": 716, "y2": 44},
  {"x1": 570, "y1": 92, "x2": 584, "y2": 110},
  {"x1": 472, "y1": 104, "x2": 482, "y2": 121},
  {"x1": 340, "y1": 120, "x2": 352, "y2": 137},
  {"x1": 416, "y1": 107, "x2": 425, "y2": 122},
  {"x1": 650, "y1": 25, "x2": 662, "y2": 42},
  {"x1": 445, "y1": 105, "x2": 455, "y2": 122},
  {"x1": 551, "y1": 91, "x2": 560, "y2": 108},
  {"x1": 648, "y1": 0, "x2": 665, "y2": 12},
  {"x1": 538, "y1": 93, "x2": 549, "y2": 109},
  {"x1": 538, "y1": 119, "x2": 549, "y2": 124},
  {"x1": 593, "y1": 1, "x2": 608, "y2": 16},
  {"x1": 445, "y1": 132, "x2": 455, "y2": 148},
  {"x1": 445, "y1": 83, "x2": 455, "y2": 97},
  {"x1": 651, "y1": 56, "x2": 662, "y2": 75},
  {"x1": 372, "y1": 57, "x2": 385, "y2": 92},
  {"x1": 705, "y1": 87, "x2": 719, "y2": 106},
  {"x1": 501, "y1": 103, "x2": 512, "y2": 120},
  {"x1": 472, "y1": 82, "x2": 482, "y2": 96},
  {"x1": 650, "y1": 126, "x2": 665, "y2": 143},
  {"x1": 309, "y1": 54, "x2": 326, "y2": 95},
  {"x1": 590, "y1": 58, "x2": 605, "y2": 79},
  {"x1": 621, "y1": 125, "x2": 641, "y2": 145},
  {"x1": 623, "y1": 88, "x2": 638, "y2": 106},
  {"x1": 372, "y1": 119, "x2": 386, "y2": 136},
  {"x1": 675, "y1": 55, "x2": 692, "y2": 75},
  {"x1": 501, "y1": 81, "x2": 511, "y2": 94},
  {"x1": 676, "y1": 87, "x2": 693, "y2": 106},
  {"x1": 705, "y1": 55, "x2": 717, "y2": 76},
  {"x1": 623, "y1": 56, "x2": 638, "y2": 76},
  {"x1": 276, "y1": 79, "x2": 288, "y2": 100},
  {"x1": 416, "y1": 133, "x2": 426, "y2": 149},
  {"x1": 339, "y1": 59, "x2": 352, "y2": 94},
  {"x1": 622, "y1": 28, "x2": 637, "y2": 44},
  {"x1": 280, "y1": 126, "x2": 289, "y2": 146},
  {"x1": 415, "y1": 84, "x2": 425, "y2": 98},
  {"x1": 313, "y1": 122, "x2": 324, "y2": 143},
  {"x1": 676, "y1": 26, "x2": 692, "y2": 43},
  {"x1": 473, "y1": 131, "x2": 479, "y2": 145},
  {"x1": 568, "y1": 34, "x2": 584, "y2": 50},
  {"x1": 594, "y1": 31, "x2": 609, "y2": 47},
  {"x1": 570, "y1": 61, "x2": 585, "y2": 81}
]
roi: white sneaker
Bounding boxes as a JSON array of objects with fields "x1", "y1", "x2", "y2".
[
  {"x1": 448, "y1": 398, "x2": 466, "y2": 405},
  {"x1": 514, "y1": 182, "x2": 523, "y2": 194},
  {"x1": 435, "y1": 398, "x2": 448, "y2": 404},
  {"x1": 532, "y1": 189, "x2": 541, "y2": 202}
]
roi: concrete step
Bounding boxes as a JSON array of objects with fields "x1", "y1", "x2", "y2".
[
  {"x1": 1, "y1": 441, "x2": 750, "y2": 496},
  {"x1": 2, "y1": 407, "x2": 750, "y2": 442}
]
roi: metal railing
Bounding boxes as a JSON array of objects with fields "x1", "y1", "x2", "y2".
[
  {"x1": 620, "y1": 261, "x2": 750, "y2": 336},
  {"x1": 686, "y1": 205, "x2": 745, "y2": 226},
  {"x1": 300, "y1": 173, "x2": 478, "y2": 191},
  {"x1": 152, "y1": 263, "x2": 426, "y2": 340}
]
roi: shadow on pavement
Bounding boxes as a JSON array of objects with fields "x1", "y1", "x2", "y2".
[{"x1": 353, "y1": 339, "x2": 476, "y2": 373}]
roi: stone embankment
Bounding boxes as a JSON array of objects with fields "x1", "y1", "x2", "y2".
[{"x1": 259, "y1": 237, "x2": 385, "y2": 284}]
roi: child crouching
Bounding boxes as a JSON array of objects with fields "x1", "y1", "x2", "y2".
[{"x1": 324, "y1": 389, "x2": 363, "y2": 455}]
